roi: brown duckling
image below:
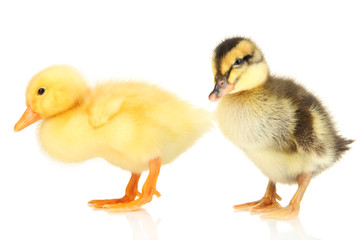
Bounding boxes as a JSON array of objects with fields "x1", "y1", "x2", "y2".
[{"x1": 209, "y1": 37, "x2": 353, "y2": 220}]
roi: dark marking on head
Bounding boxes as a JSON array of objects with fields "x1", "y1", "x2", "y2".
[
  {"x1": 213, "y1": 37, "x2": 243, "y2": 74},
  {"x1": 243, "y1": 54, "x2": 252, "y2": 63}
]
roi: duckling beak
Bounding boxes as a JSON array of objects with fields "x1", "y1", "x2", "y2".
[
  {"x1": 208, "y1": 77, "x2": 234, "y2": 102},
  {"x1": 14, "y1": 106, "x2": 42, "y2": 132}
]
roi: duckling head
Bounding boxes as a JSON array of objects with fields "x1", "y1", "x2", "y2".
[
  {"x1": 209, "y1": 37, "x2": 269, "y2": 102},
  {"x1": 14, "y1": 65, "x2": 88, "y2": 132}
]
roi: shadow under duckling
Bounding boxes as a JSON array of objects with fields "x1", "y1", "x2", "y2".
[
  {"x1": 209, "y1": 37, "x2": 353, "y2": 220},
  {"x1": 15, "y1": 65, "x2": 211, "y2": 211}
]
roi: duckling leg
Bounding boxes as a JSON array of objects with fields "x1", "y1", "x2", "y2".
[
  {"x1": 88, "y1": 173, "x2": 141, "y2": 208},
  {"x1": 102, "y1": 157, "x2": 162, "y2": 212},
  {"x1": 234, "y1": 181, "x2": 282, "y2": 212},
  {"x1": 261, "y1": 172, "x2": 312, "y2": 221}
]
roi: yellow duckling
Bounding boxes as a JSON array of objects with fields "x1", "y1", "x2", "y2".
[
  {"x1": 209, "y1": 37, "x2": 353, "y2": 220},
  {"x1": 15, "y1": 65, "x2": 211, "y2": 211}
]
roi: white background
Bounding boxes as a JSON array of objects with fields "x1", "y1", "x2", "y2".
[{"x1": 1, "y1": 1, "x2": 359, "y2": 239}]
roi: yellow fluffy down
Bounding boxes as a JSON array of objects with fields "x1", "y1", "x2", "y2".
[{"x1": 39, "y1": 81, "x2": 212, "y2": 173}]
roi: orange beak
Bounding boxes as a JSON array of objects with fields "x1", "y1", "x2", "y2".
[{"x1": 14, "y1": 106, "x2": 42, "y2": 132}]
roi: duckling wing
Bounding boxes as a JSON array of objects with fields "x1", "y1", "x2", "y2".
[
  {"x1": 266, "y1": 77, "x2": 334, "y2": 156},
  {"x1": 88, "y1": 84, "x2": 125, "y2": 129},
  {"x1": 262, "y1": 78, "x2": 325, "y2": 154}
]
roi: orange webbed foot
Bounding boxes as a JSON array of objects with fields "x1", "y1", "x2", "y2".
[
  {"x1": 89, "y1": 190, "x2": 161, "y2": 211},
  {"x1": 234, "y1": 181, "x2": 282, "y2": 212},
  {"x1": 101, "y1": 190, "x2": 161, "y2": 212},
  {"x1": 233, "y1": 199, "x2": 262, "y2": 211},
  {"x1": 260, "y1": 173, "x2": 311, "y2": 221},
  {"x1": 88, "y1": 191, "x2": 141, "y2": 208},
  {"x1": 89, "y1": 157, "x2": 161, "y2": 212},
  {"x1": 89, "y1": 172, "x2": 141, "y2": 208},
  {"x1": 261, "y1": 204, "x2": 300, "y2": 221},
  {"x1": 234, "y1": 197, "x2": 282, "y2": 212}
]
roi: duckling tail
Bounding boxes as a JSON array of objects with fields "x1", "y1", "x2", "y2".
[{"x1": 334, "y1": 136, "x2": 354, "y2": 159}]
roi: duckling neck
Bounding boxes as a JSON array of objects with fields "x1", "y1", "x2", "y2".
[
  {"x1": 49, "y1": 93, "x2": 89, "y2": 119},
  {"x1": 38, "y1": 95, "x2": 94, "y2": 163},
  {"x1": 225, "y1": 84, "x2": 266, "y2": 104}
]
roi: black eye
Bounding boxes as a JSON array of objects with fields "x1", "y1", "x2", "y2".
[
  {"x1": 37, "y1": 88, "x2": 45, "y2": 95},
  {"x1": 233, "y1": 58, "x2": 243, "y2": 66}
]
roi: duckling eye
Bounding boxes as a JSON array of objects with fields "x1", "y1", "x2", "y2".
[
  {"x1": 37, "y1": 88, "x2": 45, "y2": 95},
  {"x1": 233, "y1": 58, "x2": 244, "y2": 66}
]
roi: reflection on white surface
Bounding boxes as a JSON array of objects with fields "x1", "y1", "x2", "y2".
[
  {"x1": 267, "y1": 218, "x2": 320, "y2": 240},
  {"x1": 108, "y1": 207, "x2": 320, "y2": 240},
  {"x1": 110, "y1": 209, "x2": 159, "y2": 240}
]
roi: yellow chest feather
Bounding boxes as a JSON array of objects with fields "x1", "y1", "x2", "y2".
[{"x1": 39, "y1": 110, "x2": 96, "y2": 162}]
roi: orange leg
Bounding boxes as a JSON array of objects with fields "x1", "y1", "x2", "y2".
[
  {"x1": 262, "y1": 172, "x2": 312, "y2": 221},
  {"x1": 88, "y1": 172, "x2": 141, "y2": 208},
  {"x1": 100, "y1": 157, "x2": 162, "y2": 212},
  {"x1": 234, "y1": 180, "x2": 282, "y2": 212}
]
